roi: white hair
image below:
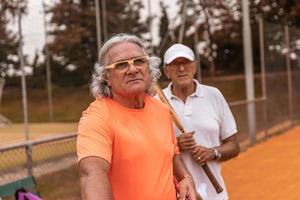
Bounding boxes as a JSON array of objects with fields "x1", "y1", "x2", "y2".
[{"x1": 90, "y1": 33, "x2": 161, "y2": 98}]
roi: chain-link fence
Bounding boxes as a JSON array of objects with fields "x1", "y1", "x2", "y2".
[
  {"x1": 1, "y1": 1, "x2": 300, "y2": 197},
  {"x1": 1, "y1": 20, "x2": 300, "y2": 186},
  {"x1": 264, "y1": 21, "x2": 300, "y2": 126},
  {"x1": 201, "y1": 19, "x2": 300, "y2": 148},
  {"x1": 0, "y1": 133, "x2": 76, "y2": 185}
]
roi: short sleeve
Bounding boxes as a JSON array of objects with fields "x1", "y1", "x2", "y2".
[
  {"x1": 77, "y1": 103, "x2": 113, "y2": 164},
  {"x1": 216, "y1": 90, "x2": 237, "y2": 140}
]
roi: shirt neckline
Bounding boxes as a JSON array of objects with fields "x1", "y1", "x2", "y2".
[
  {"x1": 164, "y1": 79, "x2": 204, "y2": 100},
  {"x1": 107, "y1": 95, "x2": 149, "y2": 113}
]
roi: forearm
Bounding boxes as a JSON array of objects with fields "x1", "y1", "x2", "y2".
[
  {"x1": 173, "y1": 154, "x2": 192, "y2": 180},
  {"x1": 215, "y1": 134, "x2": 240, "y2": 161},
  {"x1": 173, "y1": 154, "x2": 198, "y2": 200}
]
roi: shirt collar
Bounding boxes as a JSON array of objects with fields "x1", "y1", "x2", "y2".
[
  {"x1": 193, "y1": 80, "x2": 204, "y2": 97},
  {"x1": 164, "y1": 79, "x2": 204, "y2": 100}
]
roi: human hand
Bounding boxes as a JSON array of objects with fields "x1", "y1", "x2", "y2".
[
  {"x1": 191, "y1": 145, "x2": 215, "y2": 166},
  {"x1": 177, "y1": 131, "x2": 196, "y2": 152},
  {"x1": 177, "y1": 176, "x2": 197, "y2": 200}
]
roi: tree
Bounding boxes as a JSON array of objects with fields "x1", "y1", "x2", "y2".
[
  {"x1": 156, "y1": 1, "x2": 175, "y2": 56},
  {"x1": 250, "y1": 0, "x2": 300, "y2": 26},
  {"x1": 249, "y1": 0, "x2": 300, "y2": 74},
  {"x1": 0, "y1": 0, "x2": 27, "y2": 80},
  {"x1": 159, "y1": 0, "x2": 300, "y2": 76},
  {"x1": 154, "y1": 1, "x2": 176, "y2": 82},
  {"x1": 47, "y1": 0, "x2": 148, "y2": 86},
  {"x1": 173, "y1": 0, "x2": 242, "y2": 76}
]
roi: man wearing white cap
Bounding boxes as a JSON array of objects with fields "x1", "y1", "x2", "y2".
[{"x1": 162, "y1": 44, "x2": 240, "y2": 200}]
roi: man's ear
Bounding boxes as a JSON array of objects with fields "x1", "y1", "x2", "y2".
[
  {"x1": 163, "y1": 67, "x2": 170, "y2": 79},
  {"x1": 105, "y1": 73, "x2": 111, "y2": 86}
]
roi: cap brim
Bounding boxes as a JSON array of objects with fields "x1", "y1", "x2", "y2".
[{"x1": 165, "y1": 52, "x2": 194, "y2": 64}]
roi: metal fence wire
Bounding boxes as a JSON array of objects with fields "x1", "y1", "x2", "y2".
[
  {"x1": 0, "y1": 18, "x2": 300, "y2": 190},
  {"x1": 0, "y1": 133, "x2": 76, "y2": 185},
  {"x1": 201, "y1": 19, "x2": 300, "y2": 147}
]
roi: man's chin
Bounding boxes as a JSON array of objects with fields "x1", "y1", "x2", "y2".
[
  {"x1": 126, "y1": 85, "x2": 146, "y2": 96},
  {"x1": 177, "y1": 79, "x2": 193, "y2": 87}
]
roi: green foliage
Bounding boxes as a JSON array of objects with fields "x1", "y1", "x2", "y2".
[
  {"x1": 156, "y1": 1, "x2": 174, "y2": 82},
  {"x1": 159, "y1": 0, "x2": 300, "y2": 77},
  {"x1": 156, "y1": 1, "x2": 174, "y2": 56},
  {"x1": 1, "y1": 86, "x2": 92, "y2": 122},
  {"x1": 250, "y1": 0, "x2": 300, "y2": 26},
  {"x1": 46, "y1": 0, "x2": 148, "y2": 86},
  {"x1": 0, "y1": 0, "x2": 28, "y2": 78},
  {"x1": 166, "y1": 0, "x2": 243, "y2": 76},
  {"x1": 1, "y1": 76, "x2": 257, "y2": 123}
]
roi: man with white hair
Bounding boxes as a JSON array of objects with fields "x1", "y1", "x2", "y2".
[
  {"x1": 77, "y1": 34, "x2": 197, "y2": 200},
  {"x1": 162, "y1": 43, "x2": 240, "y2": 200}
]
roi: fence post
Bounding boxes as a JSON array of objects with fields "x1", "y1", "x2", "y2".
[
  {"x1": 258, "y1": 17, "x2": 268, "y2": 138},
  {"x1": 284, "y1": 25, "x2": 294, "y2": 127},
  {"x1": 242, "y1": 0, "x2": 257, "y2": 145},
  {"x1": 26, "y1": 144, "x2": 33, "y2": 176}
]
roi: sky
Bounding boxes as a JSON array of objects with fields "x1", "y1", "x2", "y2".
[
  {"x1": 22, "y1": 0, "x2": 45, "y2": 60},
  {"x1": 20, "y1": 0, "x2": 178, "y2": 62}
]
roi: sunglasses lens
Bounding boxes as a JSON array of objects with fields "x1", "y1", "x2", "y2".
[
  {"x1": 133, "y1": 57, "x2": 148, "y2": 66},
  {"x1": 115, "y1": 61, "x2": 129, "y2": 70}
]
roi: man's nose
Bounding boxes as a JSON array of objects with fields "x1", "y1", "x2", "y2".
[
  {"x1": 127, "y1": 62, "x2": 139, "y2": 72},
  {"x1": 178, "y1": 63, "x2": 185, "y2": 71}
]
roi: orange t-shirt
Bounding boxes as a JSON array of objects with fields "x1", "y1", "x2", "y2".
[{"x1": 77, "y1": 95, "x2": 179, "y2": 200}]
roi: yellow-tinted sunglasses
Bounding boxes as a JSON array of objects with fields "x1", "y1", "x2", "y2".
[{"x1": 105, "y1": 56, "x2": 149, "y2": 70}]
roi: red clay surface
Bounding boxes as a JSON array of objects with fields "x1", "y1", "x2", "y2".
[{"x1": 223, "y1": 126, "x2": 300, "y2": 200}]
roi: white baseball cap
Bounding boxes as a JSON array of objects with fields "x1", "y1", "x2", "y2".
[{"x1": 163, "y1": 43, "x2": 195, "y2": 66}]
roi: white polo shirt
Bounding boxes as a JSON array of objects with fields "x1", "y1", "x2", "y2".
[{"x1": 163, "y1": 80, "x2": 237, "y2": 200}]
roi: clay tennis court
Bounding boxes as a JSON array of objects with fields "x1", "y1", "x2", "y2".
[{"x1": 223, "y1": 125, "x2": 300, "y2": 200}]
